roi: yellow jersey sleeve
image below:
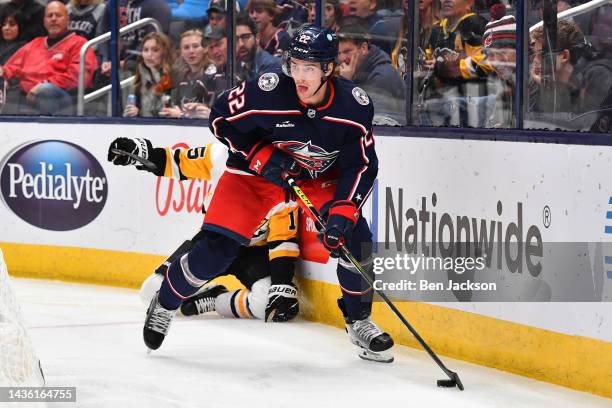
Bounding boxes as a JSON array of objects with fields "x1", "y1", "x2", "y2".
[
  {"x1": 459, "y1": 44, "x2": 494, "y2": 79},
  {"x1": 161, "y1": 144, "x2": 215, "y2": 181}
]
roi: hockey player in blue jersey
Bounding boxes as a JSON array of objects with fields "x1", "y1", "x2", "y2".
[{"x1": 144, "y1": 24, "x2": 394, "y2": 362}]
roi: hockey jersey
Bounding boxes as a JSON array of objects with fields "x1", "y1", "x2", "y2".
[
  {"x1": 209, "y1": 70, "x2": 378, "y2": 211},
  {"x1": 426, "y1": 13, "x2": 493, "y2": 81},
  {"x1": 154, "y1": 142, "x2": 299, "y2": 261}
]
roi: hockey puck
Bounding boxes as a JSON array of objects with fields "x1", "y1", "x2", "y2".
[{"x1": 437, "y1": 379, "x2": 456, "y2": 388}]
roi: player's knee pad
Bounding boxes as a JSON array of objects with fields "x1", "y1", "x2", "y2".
[{"x1": 139, "y1": 273, "x2": 164, "y2": 306}]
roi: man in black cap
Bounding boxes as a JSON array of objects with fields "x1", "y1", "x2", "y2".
[
  {"x1": 204, "y1": 0, "x2": 229, "y2": 38},
  {"x1": 205, "y1": 26, "x2": 230, "y2": 94}
]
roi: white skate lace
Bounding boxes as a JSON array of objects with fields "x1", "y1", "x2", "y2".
[
  {"x1": 147, "y1": 303, "x2": 175, "y2": 335},
  {"x1": 194, "y1": 296, "x2": 216, "y2": 314},
  {"x1": 352, "y1": 318, "x2": 383, "y2": 345}
]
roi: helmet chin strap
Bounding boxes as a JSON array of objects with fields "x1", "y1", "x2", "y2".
[
  {"x1": 311, "y1": 76, "x2": 328, "y2": 98},
  {"x1": 308, "y1": 63, "x2": 332, "y2": 102}
]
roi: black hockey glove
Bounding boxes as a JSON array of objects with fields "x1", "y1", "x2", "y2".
[
  {"x1": 108, "y1": 137, "x2": 152, "y2": 166},
  {"x1": 265, "y1": 283, "x2": 299, "y2": 322},
  {"x1": 247, "y1": 143, "x2": 301, "y2": 189},
  {"x1": 318, "y1": 201, "x2": 359, "y2": 258},
  {"x1": 107, "y1": 137, "x2": 165, "y2": 176}
]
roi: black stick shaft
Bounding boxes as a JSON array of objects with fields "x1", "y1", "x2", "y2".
[{"x1": 287, "y1": 178, "x2": 462, "y2": 386}]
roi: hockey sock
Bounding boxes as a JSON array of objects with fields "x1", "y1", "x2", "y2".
[
  {"x1": 215, "y1": 290, "x2": 253, "y2": 319},
  {"x1": 337, "y1": 261, "x2": 374, "y2": 321}
]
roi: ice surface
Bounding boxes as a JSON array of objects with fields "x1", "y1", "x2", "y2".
[{"x1": 9, "y1": 279, "x2": 612, "y2": 408}]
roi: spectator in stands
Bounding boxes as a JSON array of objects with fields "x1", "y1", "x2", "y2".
[
  {"x1": 419, "y1": 0, "x2": 492, "y2": 126},
  {"x1": 124, "y1": 32, "x2": 174, "y2": 117},
  {"x1": 337, "y1": 17, "x2": 405, "y2": 122},
  {"x1": 206, "y1": 27, "x2": 228, "y2": 72},
  {"x1": 246, "y1": 0, "x2": 290, "y2": 57},
  {"x1": 0, "y1": 1, "x2": 98, "y2": 115},
  {"x1": 306, "y1": 0, "x2": 343, "y2": 32},
  {"x1": 0, "y1": 5, "x2": 27, "y2": 65},
  {"x1": 160, "y1": 29, "x2": 215, "y2": 119},
  {"x1": 99, "y1": 0, "x2": 171, "y2": 75},
  {"x1": 391, "y1": 0, "x2": 440, "y2": 79},
  {"x1": 530, "y1": 19, "x2": 612, "y2": 130},
  {"x1": 425, "y1": 0, "x2": 491, "y2": 81},
  {"x1": 234, "y1": 13, "x2": 280, "y2": 82},
  {"x1": 202, "y1": 27, "x2": 231, "y2": 96},
  {"x1": 66, "y1": 0, "x2": 106, "y2": 41},
  {"x1": 204, "y1": 0, "x2": 229, "y2": 37},
  {"x1": 0, "y1": 0, "x2": 45, "y2": 43},
  {"x1": 481, "y1": 15, "x2": 516, "y2": 128},
  {"x1": 347, "y1": 0, "x2": 380, "y2": 28}
]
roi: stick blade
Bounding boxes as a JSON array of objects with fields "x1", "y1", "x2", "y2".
[{"x1": 437, "y1": 372, "x2": 464, "y2": 391}]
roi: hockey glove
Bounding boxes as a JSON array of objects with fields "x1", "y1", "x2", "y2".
[
  {"x1": 318, "y1": 201, "x2": 359, "y2": 258},
  {"x1": 108, "y1": 137, "x2": 152, "y2": 166},
  {"x1": 265, "y1": 283, "x2": 299, "y2": 322},
  {"x1": 247, "y1": 143, "x2": 301, "y2": 189},
  {"x1": 107, "y1": 137, "x2": 165, "y2": 176}
]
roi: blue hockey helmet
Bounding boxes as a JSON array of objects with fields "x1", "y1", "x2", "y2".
[{"x1": 283, "y1": 24, "x2": 338, "y2": 76}]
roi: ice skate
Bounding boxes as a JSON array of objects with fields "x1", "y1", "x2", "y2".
[
  {"x1": 346, "y1": 317, "x2": 394, "y2": 363},
  {"x1": 143, "y1": 292, "x2": 176, "y2": 351},
  {"x1": 180, "y1": 284, "x2": 228, "y2": 316},
  {"x1": 338, "y1": 298, "x2": 394, "y2": 363}
]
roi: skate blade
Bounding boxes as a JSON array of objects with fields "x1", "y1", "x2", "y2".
[{"x1": 357, "y1": 347, "x2": 394, "y2": 363}]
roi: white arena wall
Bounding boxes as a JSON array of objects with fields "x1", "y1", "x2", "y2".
[{"x1": 0, "y1": 121, "x2": 610, "y2": 398}]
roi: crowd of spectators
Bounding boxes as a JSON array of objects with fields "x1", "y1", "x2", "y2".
[{"x1": 0, "y1": 0, "x2": 609, "y2": 132}]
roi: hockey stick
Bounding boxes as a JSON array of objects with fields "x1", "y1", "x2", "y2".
[
  {"x1": 110, "y1": 148, "x2": 158, "y2": 172},
  {"x1": 286, "y1": 177, "x2": 464, "y2": 391}
]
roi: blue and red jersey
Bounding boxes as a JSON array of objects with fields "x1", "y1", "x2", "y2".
[{"x1": 208, "y1": 70, "x2": 378, "y2": 210}]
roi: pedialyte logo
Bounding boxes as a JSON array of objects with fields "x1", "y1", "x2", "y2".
[{"x1": 0, "y1": 140, "x2": 108, "y2": 231}]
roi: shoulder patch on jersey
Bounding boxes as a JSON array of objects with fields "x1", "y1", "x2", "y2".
[
  {"x1": 258, "y1": 72, "x2": 279, "y2": 91},
  {"x1": 352, "y1": 87, "x2": 370, "y2": 105}
]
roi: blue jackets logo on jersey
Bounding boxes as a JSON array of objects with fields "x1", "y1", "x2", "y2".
[{"x1": 275, "y1": 140, "x2": 339, "y2": 178}]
